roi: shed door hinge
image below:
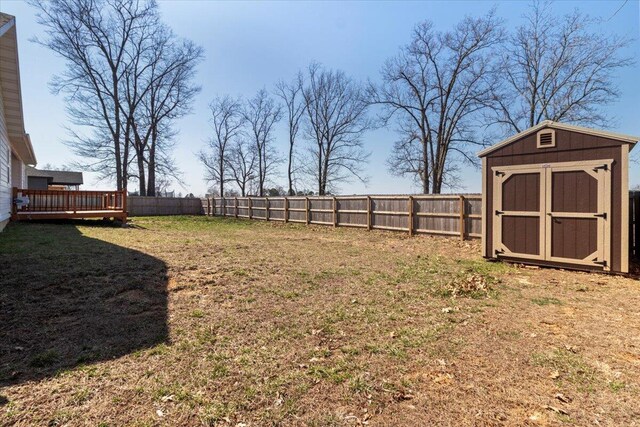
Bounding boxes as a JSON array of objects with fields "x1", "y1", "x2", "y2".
[
  {"x1": 495, "y1": 170, "x2": 505, "y2": 177},
  {"x1": 592, "y1": 259, "x2": 607, "y2": 267},
  {"x1": 593, "y1": 164, "x2": 608, "y2": 172},
  {"x1": 495, "y1": 210, "x2": 503, "y2": 216},
  {"x1": 594, "y1": 213, "x2": 607, "y2": 219}
]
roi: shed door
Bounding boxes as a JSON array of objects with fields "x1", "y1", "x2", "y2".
[
  {"x1": 545, "y1": 162, "x2": 611, "y2": 269},
  {"x1": 492, "y1": 160, "x2": 612, "y2": 270},
  {"x1": 493, "y1": 169, "x2": 545, "y2": 261}
]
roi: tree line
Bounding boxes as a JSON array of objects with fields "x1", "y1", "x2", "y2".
[{"x1": 34, "y1": 1, "x2": 632, "y2": 196}]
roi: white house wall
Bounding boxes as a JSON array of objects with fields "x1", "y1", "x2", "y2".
[{"x1": 0, "y1": 87, "x2": 12, "y2": 227}]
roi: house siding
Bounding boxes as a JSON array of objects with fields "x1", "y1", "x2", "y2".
[{"x1": 0, "y1": 88, "x2": 12, "y2": 229}]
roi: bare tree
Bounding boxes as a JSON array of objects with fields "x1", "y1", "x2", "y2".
[
  {"x1": 225, "y1": 139, "x2": 257, "y2": 197},
  {"x1": 243, "y1": 89, "x2": 282, "y2": 196},
  {"x1": 199, "y1": 96, "x2": 244, "y2": 197},
  {"x1": 302, "y1": 63, "x2": 373, "y2": 195},
  {"x1": 31, "y1": 0, "x2": 159, "y2": 191},
  {"x1": 369, "y1": 11, "x2": 503, "y2": 193},
  {"x1": 275, "y1": 73, "x2": 305, "y2": 195},
  {"x1": 492, "y1": 1, "x2": 633, "y2": 134},
  {"x1": 127, "y1": 26, "x2": 202, "y2": 196},
  {"x1": 32, "y1": 0, "x2": 202, "y2": 194}
]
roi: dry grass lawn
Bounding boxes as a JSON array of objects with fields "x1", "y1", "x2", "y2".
[{"x1": 0, "y1": 216, "x2": 639, "y2": 426}]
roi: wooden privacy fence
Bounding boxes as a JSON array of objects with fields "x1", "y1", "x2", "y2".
[
  {"x1": 128, "y1": 196, "x2": 203, "y2": 216},
  {"x1": 203, "y1": 194, "x2": 482, "y2": 240},
  {"x1": 631, "y1": 192, "x2": 640, "y2": 260}
]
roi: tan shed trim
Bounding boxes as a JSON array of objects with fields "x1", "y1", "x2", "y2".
[
  {"x1": 621, "y1": 144, "x2": 629, "y2": 273},
  {"x1": 481, "y1": 157, "x2": 487, "y2": 257},
  {"x1": 536, "y1": 129, "x2": 555, "y2": 149}
]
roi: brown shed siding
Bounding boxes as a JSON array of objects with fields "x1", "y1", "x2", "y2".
[{"x1": 484, "y1": 129, "x2": 624, "y2": 272}]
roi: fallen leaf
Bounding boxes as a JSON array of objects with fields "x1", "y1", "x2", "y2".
[
  {"x1": 549, "y1": 370, "x2": 560, "y2": 379},
  {"x1": 564, "y1": 345, "x2": 578, "y2": 353},
  {"x1": 554, "y1": 393, "x2": 572, "y2": 403},
  {"x1": 393, "y1": 392, "x2": 414, "y2": 401},
  {"x1": 544, "y1": 405, "x2": 569, "y2": 416},
  {"x1": 156, "y1": 409, "x2": 164, "y2": 417}
]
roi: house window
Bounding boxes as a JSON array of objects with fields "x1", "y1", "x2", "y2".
[{"x1": 537, "y1": 129, "x2": 555, "y2": 149}]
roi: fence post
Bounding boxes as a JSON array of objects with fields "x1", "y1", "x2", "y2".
[
  {"x1": 266, "y1": 197, "x2": 270, "y2": 221},
  {"x1": 235, "y1": 197, "x2": 238, "y2": 218},
  {"x1": 248, "y1": 197, "x2": 252, "y2": 219},
  {"x1": 284, "y1": 197, "x2": 289, "y2": 223},
  {"x1": 333, "y1": 196, "x2": 338, "y2": 227},
  {"x1": 459, "y1": 195, "x2": 466, "y2": 241},
  {"x1": 305, "y1": 197, "x2": 310, "y2": 225},
  {"x1": 367, "y1": 196, "x2": 372, "y2": 230},
  {"x1": 408, "y1": 195, "x2": 414, "y2": 236}
]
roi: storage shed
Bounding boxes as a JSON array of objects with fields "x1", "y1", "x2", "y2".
[{"x1": 479, "y1": 121, "x2": 638, "y2": 273}]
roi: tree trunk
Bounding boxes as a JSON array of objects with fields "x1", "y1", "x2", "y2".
[
  {"x1": 219, "y1": 155, "x2": 224, "y2": 197},
  {"x1": 146, "y1": 125, "x2": 157, "y2": 197},
  {"x1": 137, "y1": 154, "x2": 146, "y2": 196},
  {"x1": 287, "y1": 136, "x2": 295, "y2": 196},
  {"x1": 256, "y1": 140, "x2": 264, "y2": 197},
  {"x1": 421, "y1": 135, "x2": 429, "y2": 194}
]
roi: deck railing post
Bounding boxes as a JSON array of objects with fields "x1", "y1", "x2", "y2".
[
  {"x1": 333, "y1": 196, "x2": 338, "y2": 227},
  {"x1": 459, "y1": 195, "x2": 466, "y2": 241},
  {"x1": 122, "y1": 190, "x2": 127, "y2": 215}
]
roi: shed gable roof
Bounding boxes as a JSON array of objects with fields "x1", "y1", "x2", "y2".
[{"x1": 478, "y1": 121, "x2": 639, "y2": 158}]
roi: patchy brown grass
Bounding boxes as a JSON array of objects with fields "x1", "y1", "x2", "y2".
[{"x1": 0, "y1": 216, "x2": 638, "y2": 426}]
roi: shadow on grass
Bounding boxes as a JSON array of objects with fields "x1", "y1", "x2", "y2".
[{"x1": 0, "y1": 220, "x2": 168, "y2": 386}]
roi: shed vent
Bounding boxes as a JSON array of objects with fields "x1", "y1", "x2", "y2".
[{"x1": 537, "y1": 129, "x2": 556, "y2": 148}]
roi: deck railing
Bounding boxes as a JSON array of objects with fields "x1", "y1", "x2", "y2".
[{"x1": 12, "y1": 188, "x2": 127, "y2": 216}]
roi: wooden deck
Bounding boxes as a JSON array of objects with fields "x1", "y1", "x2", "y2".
[{"x1": 12, "y1": 188, "x2": 127, "y2": 222}]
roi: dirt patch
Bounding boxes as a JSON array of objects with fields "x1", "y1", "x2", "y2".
[{"x1": 0, "y1": 217, "x2": 638, "y2": 426}]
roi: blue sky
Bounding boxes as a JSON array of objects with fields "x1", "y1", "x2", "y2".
[{"x1": 2, "y1": 0, "x2": 639, "y2": 195}]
